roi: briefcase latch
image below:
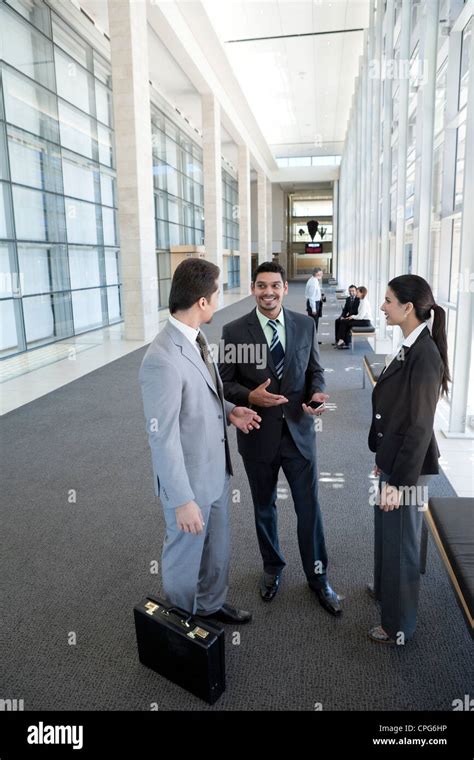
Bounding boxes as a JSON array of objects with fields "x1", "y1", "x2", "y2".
[
  {"x1": 144, "y1": 601, "x2": 160, "y2": 615},
  {"x1": 187, "y1": 626, "x2": 210, "y2": 640}
]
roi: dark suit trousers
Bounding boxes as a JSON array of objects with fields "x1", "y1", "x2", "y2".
[
  {"x1": 334, "y1": 317, "x2": 345, "y2": 342},
  {"x1": 373, "y1": 473, "x2": 429, "y2": 641},
  {"x1": 242, "y1": 422, "x2": 328, "y2": 589},
  {"x1": 336, "y1": 318, "x2": 370, "y2": 345},
  {"x1": 306, "y1": 300, "x2": 320, "y2": 332}
]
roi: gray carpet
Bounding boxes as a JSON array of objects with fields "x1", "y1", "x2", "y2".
[{"x1": 1, "y1": 283, "x2": 472, "y2": 711}]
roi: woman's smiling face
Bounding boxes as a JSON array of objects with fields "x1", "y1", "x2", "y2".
[{"x1": 381, "y1": 287, "x2": 410, "y2": 326}]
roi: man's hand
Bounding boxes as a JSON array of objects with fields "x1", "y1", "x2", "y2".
[
  {"x1": 302, "y1": 392, "x2": 330, "y2": 416},
  {"x1": 373, "y1": 463, "x2": 382, "y2": 477},
  {"x1": 229, "y1": 406, "x2": 262, "y2": 433},
  {"x1": 379, "y1": 484, "x2": 401, "y2": 512},
  {"x1": 248, "y1": 379, "x2": 288, "y2": 408},
  {"x1": 175, "y1": 501, "x2": 205, "y2": 534},
  {"x1": 312, "y1": 310, "x2": 317, "y2": 316}
]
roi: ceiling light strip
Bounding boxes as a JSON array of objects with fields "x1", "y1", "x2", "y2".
[{"x1": 225, "y1": 28, "x2": 365, "y2": 44}]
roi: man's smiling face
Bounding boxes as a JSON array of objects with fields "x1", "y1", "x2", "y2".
[{"x1": 252, "y1": 272, "x2": 288, "y2": 319}]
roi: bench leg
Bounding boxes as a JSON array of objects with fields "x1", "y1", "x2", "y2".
[
  {"x1": 420, "y1": 519, "x2": 428, "y2": 574},
  {"x1": 351, "y1": 337, "x2": 354, "y2": 354}
]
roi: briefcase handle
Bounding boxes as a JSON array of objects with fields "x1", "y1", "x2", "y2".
[{"x1": 161, "y1": 607, "x2": 193, "y2": 628}]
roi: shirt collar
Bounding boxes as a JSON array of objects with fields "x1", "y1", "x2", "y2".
[
  {"x1": 169, "y1": 314, "x2": 200, "y2": 346},
  {"x1": 256, "y1": 306, "x2": 285, "y2": 329},
  {"x1": 401, "y1": 322, "x2": 429, "y2": 348}
]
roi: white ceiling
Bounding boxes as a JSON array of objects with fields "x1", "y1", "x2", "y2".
[
  {"x1": 76, "y1": 0, "x2": 369, "y2": 168},
  {"x1": 203, "y1": 0, "x2": 370, "y2": 157}
]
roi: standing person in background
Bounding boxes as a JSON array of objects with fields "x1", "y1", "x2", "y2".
[
  {"x1": 305, "y1": 267, "x2": 323, "y2": 344},
  {"x1": 367, "y1": 274, "x2": 449, "y2": 644},
  {"x1": 335, "y1": 286, "x2": 372, "y2": 348}
]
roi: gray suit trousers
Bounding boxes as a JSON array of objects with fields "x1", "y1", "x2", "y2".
[
  {"x1": 373, "y1": 473, "x2": 430, "y2": 641},
  {"x1": 161, "y1": 474, "x2": 230, "y2": 615}
]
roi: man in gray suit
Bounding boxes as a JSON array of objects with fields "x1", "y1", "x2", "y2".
[{"x1": 139, "y1": 258, "x2": 260, "y2": 623}]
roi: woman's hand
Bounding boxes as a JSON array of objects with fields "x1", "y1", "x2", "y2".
[{"x1": 379, "y1": 484, "x2": 401, "y2": 512}]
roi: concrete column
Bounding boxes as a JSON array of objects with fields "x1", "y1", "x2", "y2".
[
  {"x1": 414, "y1": 0, "x2": 440, "y2": 279},
  {"x1": 355, "y1": 68, "x2": 362, "y2": 283},
  {"x1": 378, "y1": 0, "x2": 395, "y2": 344},
  {"x1": 266, "y1": 177, "x2": 273, "y2": 261},
  {"x1": 108, "y1": 0, "x2": 158, "y2": 341},
  {"x1": 364, "y1": 4, "x2": 375, "y2": 292},
  {"x1": 238, "y1": 144, "x2": 251, "y2": 295},
  {"x1": 392, "y1": 0, "x2": 412, "y2": 283},
  {"x1": 202, "y1": 94, "x2": 223, "y2": 280},
  {"x1": 369, "y1": 0, "x2": 383, "y2": 323},
  {"x1": 447, "y1": 26, "x2": 474, "y2": 437},
  {"x1": 332, "y1": 179, "x2": 338, "y2": 280},
  {"x1": 257, "y1": 170, "x2": 267, "y2": 264}
]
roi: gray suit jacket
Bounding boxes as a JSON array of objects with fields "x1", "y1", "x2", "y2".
[{"x1": 139, "y1": 321, "x2": 235, "y2": 511}]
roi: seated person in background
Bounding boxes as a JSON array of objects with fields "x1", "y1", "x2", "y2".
[
  {"x1": 333, "y1": 285, "x2": 359, "y2": 345},
  {"x1": 335, "y1": 286, "x2": 372, "y2": 349}
]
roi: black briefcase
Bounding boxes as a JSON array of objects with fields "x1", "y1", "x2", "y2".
[{"x1": 133, "y1": 595, "x2": 225, "y2": 704}]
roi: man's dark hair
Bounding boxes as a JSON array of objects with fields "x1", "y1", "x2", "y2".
[
  {"x1": 169, "y1": 258, "x2": 220, "y2": 313},
  {"x1": 349, "y1": 284, "x2": 357, "y2": 290},
  {"x1": 313, "y1": 267, "x2": 322, "y2": 275},
  {"x1": 252, "y1": 261, "x2": 286, "y2": 283}
]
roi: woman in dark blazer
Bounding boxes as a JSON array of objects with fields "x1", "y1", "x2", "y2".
[{"x1": 367, "y1": 275, "x2": 450, "y2": 644}]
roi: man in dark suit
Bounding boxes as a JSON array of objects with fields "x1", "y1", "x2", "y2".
[
  {"x1": 218, "y1": 262, "x2": 343, "y2": 616},
  {"x1": 333, "y1": 285, "x2": 359, "y2": 345}
]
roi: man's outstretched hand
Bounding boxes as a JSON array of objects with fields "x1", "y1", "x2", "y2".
[
  {"x1": 229, "y1": 406, "x2": 261, "y2": 433},
  {"x1": 248, "y1": 378, "x2": 288, "y2": 408}
]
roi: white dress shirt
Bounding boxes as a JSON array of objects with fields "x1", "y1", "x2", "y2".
[
  {"x1": 383, "y1": 321, "x2": 429, "y2": 371},
  {"x1": 353, "y1": 297, "x2": 373, "y2": 322},
  {"x1": 305, "y1": 276, "x2": 321, "y2": 312},
  {"x1": 169, "y1": 314, "x2": 201, "y2": 354},
  {"x1": 256, "y1": 307, "x2": 286, "y2": 351}
]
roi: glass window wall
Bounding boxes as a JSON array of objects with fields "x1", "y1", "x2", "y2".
[{"x1": 0, "y1": 0, "x2": 121, "y2": 357}]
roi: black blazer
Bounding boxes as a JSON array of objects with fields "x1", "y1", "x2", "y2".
[
  {"x1": 219, "y1": 307, "x2": 325, "y2": 463},
  {"x1": 341, "y1": 296, "x2": 359, "y2": 318},
  {"x1": 368, "y1": 327, "x2": 443, "y2": 488}
]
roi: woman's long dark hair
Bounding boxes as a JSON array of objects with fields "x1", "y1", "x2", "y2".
[{"x1": 388, "y1": 275, "x2": 450, "y2": 397}]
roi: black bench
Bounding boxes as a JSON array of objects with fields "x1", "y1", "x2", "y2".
[
  {"x1": 420, "y1": 497, "x2": 474, "y2": 638},
  {"x1": 351, "y1": 324, "x2": 376, "y2": 353},
  {"x1": 362, "y1": 354, "x2": 386, "y2": 389}
]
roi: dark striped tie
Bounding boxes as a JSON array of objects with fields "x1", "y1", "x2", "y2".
[
  {"x1": 268, "y1": 319, "x2": 285, "y2": 379},
  {"x1": 196, "y1": 331, "x2": 219, "y2": 393}
]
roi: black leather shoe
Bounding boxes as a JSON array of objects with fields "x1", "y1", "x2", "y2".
[
  {"x1": 313, "y1": 582, "x2": 343, "y2": 616},
  {"x1": 260, "y1": 572, "x2": 281, "y2": 602},
  {"x1": 202, "y1": 604, "x2": 252, "y2": 624}
]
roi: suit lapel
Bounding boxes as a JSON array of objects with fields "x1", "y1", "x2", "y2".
[
  {"x1": 165, "y1": 322, "x2": 219, "y2": 398},
  {"x1": 280, "y1": 308, "x2": 295, "y2": 385},
  {"x1": 376, "y1": 326, "x2": 431, "y2": 386},
  {"x1": 376, "y1": 352, "x2": 406, "y2": 385}
]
